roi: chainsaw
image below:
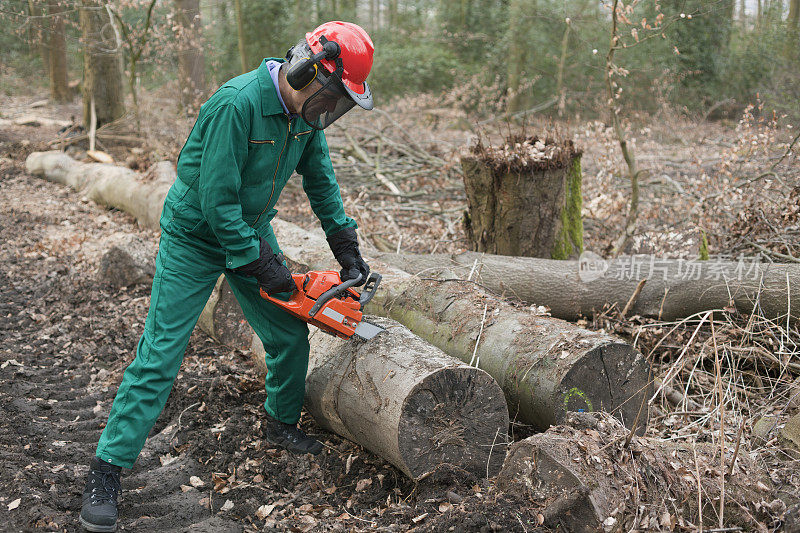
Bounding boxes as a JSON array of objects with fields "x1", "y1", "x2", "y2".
[{"x1": 260, "y1": 271, "x2": 384, "y2": 340}]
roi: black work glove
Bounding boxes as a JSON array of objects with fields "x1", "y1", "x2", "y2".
[
  {"x1": 327, "y1": 227, "x2": 369, "y2": 286},
  {"x1": 233, "y1": 237, "x2": 295, "y2": 295}
]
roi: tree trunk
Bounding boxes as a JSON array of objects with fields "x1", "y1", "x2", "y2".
[
  {"x1": 79, "y1": 0, "x2": 125, "y2": 128},
  {"x1": 174, "y1": 0, "x2": 207, "y2": 112},
  {"x1": 375, "y1": 251, "x2": 800, "y2": 324},
  {"x1": 461, "y1": 136, "x2": 583, "y2": 259},
  {"x1": 47, "y1": 0, "x2": 70, "y2": 103},
  {"x1": 25, "y1": 151, "x2": 652, "y2": 435},
  {"x1": 498, "y1": 412, "x2": 773, "y2": 532},
  {"x1": 505, "y1": 0, "x2": 530, "y2": 113},
  {"x1": 788, "y1": 0, "x2": 800, "y2": 58},
  {"x1": 28, "y1": 0, "x2": 51, "y2": 78},
  {"x1": 234, "y1": 0, "x2": 248, "y2": 74},
  {"x1": 306, "y1": 317, "x2": 509, "y2": 479}
]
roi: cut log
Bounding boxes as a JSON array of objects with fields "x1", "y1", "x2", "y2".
[
  {"x1": 26, "y1": 151, "x2": 172, "y2": 230},
  {"x1": 272, "y1": 219, "x2": 652, "y2": 434},
  {"x1": 377, "y1": 251, "x2": 799, "y2": 323},
  {"x1": 461, "y1": 136, "x2": 583, "y2": 259},
  {"x1": 497, "y1": 412, "x2": 773, "y2": 532},
  {"x1": 305, "y1": 317, "x2": 509, "y2": 480}
]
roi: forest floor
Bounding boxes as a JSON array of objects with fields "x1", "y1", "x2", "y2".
[{"x1": 0, "y1": 88, "x2": 798, "y2": 532}]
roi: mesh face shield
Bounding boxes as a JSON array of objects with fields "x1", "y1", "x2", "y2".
[
  {"x1": 300, "y1": 72, "x2": 356, "y2": 129},
  {"x1": 287, "y1": 40, "x2": 369, "y2": 130}
]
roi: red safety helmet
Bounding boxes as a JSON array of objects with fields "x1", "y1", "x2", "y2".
[
  {"x1": 286, "y1": 21, "x2": 374, "y2": 129},
  {"x1": 306, "y1": 21, "x2": 374, "y2": 97}
]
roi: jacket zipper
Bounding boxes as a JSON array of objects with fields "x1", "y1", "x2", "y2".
[
  {"x1": 253, "y1": 116, "x2": 290, "y2": 225},
  {"x1": 249, "y1": 139, "x2": 275, "y2": 144},
  {"x1": 294, "y1": 130, "x2": 312, "y2": 140}
]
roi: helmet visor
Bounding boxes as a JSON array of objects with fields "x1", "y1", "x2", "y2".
[{"x1": 300, "y1": 73, "x2": 356, "y2": 130}]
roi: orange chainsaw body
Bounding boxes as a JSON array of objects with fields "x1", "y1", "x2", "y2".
[{"x1": 260, "y1": 271, "x2": 364, "y2": 339}]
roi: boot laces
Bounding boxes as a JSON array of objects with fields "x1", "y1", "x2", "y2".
[{"x1": 90, "y1": 470, "x2": 121, "y2": 505}]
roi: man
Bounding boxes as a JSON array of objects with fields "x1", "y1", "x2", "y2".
[{"x1": 80, "y1": 21, "x2": 375, "y2": 532}]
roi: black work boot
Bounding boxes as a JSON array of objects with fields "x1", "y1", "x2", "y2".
[
  {"x1": 80, "y1": 457, "x2": 121, "y2": 532},
  {"x1": 264, "y1": 415, "x2": 323, "y2": 455}
]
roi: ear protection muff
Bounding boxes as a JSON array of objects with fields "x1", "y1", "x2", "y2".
[{"x1": 286, "y1": 36, "x2": 343, "y2": 91}]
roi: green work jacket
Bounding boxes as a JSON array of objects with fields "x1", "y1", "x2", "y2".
[{"x1": 172, "y1": 58, "x2": 356, "y2": 269}]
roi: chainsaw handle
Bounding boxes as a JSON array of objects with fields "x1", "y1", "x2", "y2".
[
  {"x1": 308, "y1": 273, "x2": 363, "y2": 317},
  {"x1": 359, "y1": 273, "x2": 382, "y2": 309}
]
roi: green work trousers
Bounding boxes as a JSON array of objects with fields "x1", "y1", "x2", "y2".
[{"x1": 95, "y1": 187, "x2": 310, "y2": 469}]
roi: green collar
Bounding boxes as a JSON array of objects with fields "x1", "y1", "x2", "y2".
[{"x1": 257, "y1": 57, "x2": 288, "y2": 117}]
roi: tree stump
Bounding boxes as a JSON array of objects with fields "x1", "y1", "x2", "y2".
[{"x1": 461, "y1": 136, "x2": 583, "y2": 259}]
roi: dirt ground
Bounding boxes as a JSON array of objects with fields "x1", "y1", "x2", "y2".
[{"x1": 1, "y1": 89, "x2": 798, "y2": 532}]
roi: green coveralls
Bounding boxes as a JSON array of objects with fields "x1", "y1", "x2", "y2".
[{"x1": 95, "y1": 58, "x2": 356, "y2": 469}]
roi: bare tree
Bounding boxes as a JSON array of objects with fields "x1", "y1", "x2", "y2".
[
  {"x1": 79, "y1": 0, "x2": 125, "y2": 128},
  {"x1": 234, "y1": 0, "x2": 248, "y2": 74},
  {"x1": 106, "y1": 0, "x2": 158, "y2": 131},
  {"x1": 47, "y1": 0, "x2": 70, "y2": 102},
  {"x1": 789, "y1": 0, "x2": 800, "y2": 58},
  {"x1": 174, "y1": 0, "x2": 207, "y2": 113},
  {"x1": 27, "y1": 0, "x2": 50, "y2": 78},
  {"x1": 506, "y1": 0, "x2": 532, "y2": 114}
]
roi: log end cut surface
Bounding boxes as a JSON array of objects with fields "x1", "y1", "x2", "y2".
[
  {"x1": 398, "y1": 366, "x2": 509, "y2": 479},
  {"x1": 557, "y1": 343, "x2": 652, "y2": 434}
]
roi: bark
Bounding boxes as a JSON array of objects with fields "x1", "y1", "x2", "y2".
[
  {"x1": 505, "y1": 0, "x2": 529, "y2": 114},
  {"x1": 26, "y1": 151, "x2": 652, "y2": 434},
  {"x1": 234, "y1": 0, "x2": 248, "y2": 74},
  {"x1": 788, "y1": 0, "x2": 800, "y2": 58},
  {"x1": 174, "y1": 0, "x2": 207, "y2": 112},
  {"x1": 271, "y1": 219, "x2": 652, "y2": 434},
  {"x1": 376, "y1": 251, "x2": 800, "y2": 323},
  {"x1": 28, "y1": 0, "x2": 50, "y2": 78},
  {"x1": 79, "y1": 0, "x2": 126, "y2": 128},
  {"x1": 305, "y1": 317, "x2": 509, "y2": 479},
  {"x1": 462, "y1": 137, "x2": 583, "y2": 259},
  {"x1": 498, "y1": 412, "x2": 773, "y2": 531},
  {"x1": 47, "y1": 1, "x2": 70, "y2": 103}
]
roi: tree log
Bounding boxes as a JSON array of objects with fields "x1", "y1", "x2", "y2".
[
  {"x1": 461, "y1": 136, "x2": 583, "y2": 259},
  {"x1": 377, "y1": 251, "x2": 799, "y2": 323},
  {"x1": 305, "y1": 317, "x2": 509, "y2": 480},
  {"x1": 272, "y1": 219, "x2": 652, "y2": 433},
  {"x1": 497, "y1": 412, "x2": 773, "y2": 531},
  {"x1": 26, "y1": 151, "x2": 172, "y2": 230}
]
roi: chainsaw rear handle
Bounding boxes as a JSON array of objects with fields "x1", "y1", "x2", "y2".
[
  {"x1": 359, "y1": 273, "x2": 381, "y2": 309},
  {"x1": 309, "y1": 273, "x2": 362, "y2": 317}
]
